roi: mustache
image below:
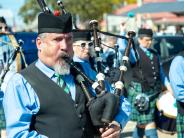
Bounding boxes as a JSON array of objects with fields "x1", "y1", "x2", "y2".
[
  {"x1": 59, "y1": 51, "x2": 69, "y2": 58},
  {"x1": 59, "y1": 52, "x2": 71, "y2": 63}
]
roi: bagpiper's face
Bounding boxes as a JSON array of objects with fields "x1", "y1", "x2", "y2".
[
  {"x1": 37, "y1": 32, "x2": 73, "y2": 68},
  {"x1": 138, "y1": 36, "x2": 153, "y2": 49},
  {"x1": 73, "y1": 40, "x2": 93, "y2": 60}
]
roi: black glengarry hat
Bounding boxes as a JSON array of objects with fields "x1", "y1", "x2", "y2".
[
  {"x1": 38, "y1": 12, "x2": 72, "y2": 34},
  {"x1": 138, "y1": 28, "x2": 153, "y2": 38},
  {"x1": 72, "y1": 31, "x2": 92, "y2": 41}
]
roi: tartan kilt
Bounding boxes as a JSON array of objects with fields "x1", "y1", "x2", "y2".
[
  {"x1": 177, "y1": 113, "x2": 184, "y2": 138},
  {"x1": 127, "y1": 82, "x2": 161, "y2": 125},
  {"x1": 0, "y1": 101, "x2": 5, "y2": 130}
]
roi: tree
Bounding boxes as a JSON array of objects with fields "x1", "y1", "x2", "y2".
[
  {"x1": 19, "y1": 0, "x2": 122, "y2": 24},
  {"x1": 19, "y1": 0, "x2": 41, "y2": 24},
  {"x1": 124, "y1": 0, "x2": 136, "y2": 4}
]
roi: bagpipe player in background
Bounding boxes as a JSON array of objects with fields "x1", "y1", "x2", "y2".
[
  {"x1": 72, "y1": 31, "x2": 131, "y2": 133},
  {"x1": 125, "y1": 28, "x2": 173, "y2": 138},
  {"x1": 169, "y1": 56, "x2": 184, "y2": 138}
]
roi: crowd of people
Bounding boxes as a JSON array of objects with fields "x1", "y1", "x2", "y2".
[{"x1": 0, "y1": 2, "x2": 184, "y2": 138}]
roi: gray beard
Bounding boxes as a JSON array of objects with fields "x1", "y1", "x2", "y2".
[{"x1": 53, "y1": 59, "x2": 70, "y2": 75}]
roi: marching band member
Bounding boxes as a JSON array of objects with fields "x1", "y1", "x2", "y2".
[
  {"x1": 0, "y1": 17, "x2": 14, "y2": 73},
  {"x1": 0, "y1": 16, "x2": 11, "y2": 138},
  {"x1": 72, "y1": 31, "x2": 131, "y2": 134},
  {"x1": 169, "y1": 56, "x2": 184, "y2": 138},
  {"x1": 126, "y1": 28, "x2": 172, "y2": 138}
]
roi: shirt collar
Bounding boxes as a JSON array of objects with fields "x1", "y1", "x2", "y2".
[
  {"x1": 139, "y1": 45, "x2": 152, "y2": 52},
  {"x1": 139, "y1": 45, "x2": 147, "y2": 52},
  {"x1": 73, "y1": 56, "x2": 89, "y2": 63},
  {"x1": 35, "y1": 59, "x2": 73, "y2": 79},
  {"x1": 35, "y1": 59, "x2": 55, "y2": 78}
]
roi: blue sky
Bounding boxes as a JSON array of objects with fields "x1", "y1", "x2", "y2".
[{"x1": 0, "y1": 0, "x2": 25, "y2": 27}]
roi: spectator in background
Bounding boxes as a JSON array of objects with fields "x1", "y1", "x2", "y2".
[
  {"x1": 117, "y1": 21, "x2": 136, "y2": 65},
  {"x1": 176, "y1": 25, "x2": 184, "y2": 35},
  {"x1": 156, "y1": 25, "x2": 167, "y2": 36},
  {"x1": 117, "y1": 12, "x2": 137, "y2": 64},
  {"x1": 101, "y1": 36, "x2": 117, "y2": 69},
  {"x1": 0, "y1": 17, "x2": 10, "y2": 33},
  {"x1": 117, "y1": 22, "x2": 127, "y2": 63}
]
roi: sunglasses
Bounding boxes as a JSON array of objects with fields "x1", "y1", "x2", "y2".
[{"x1": 75, "y1": 42, "x2": 93, "y2": 48}]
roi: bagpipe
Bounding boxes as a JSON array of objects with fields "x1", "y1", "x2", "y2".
[{"x1": 36, "y1": 0, "x2": 137, "y2": 128}]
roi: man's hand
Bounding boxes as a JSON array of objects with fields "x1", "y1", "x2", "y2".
[{"x1": 99, "y1": 121, "x2": 121, "y2": 138}]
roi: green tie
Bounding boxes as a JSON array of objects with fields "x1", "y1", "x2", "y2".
[
  {"x1": 145, "y1": 50, "x2": 153, "y2": 60},
  {"x1": 55, "y1": 73, "x2": 70, "y2": 94}
]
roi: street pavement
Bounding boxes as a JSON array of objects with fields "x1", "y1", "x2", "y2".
[{"x1": 120, "y1": 121, "x2": 177, "y2": 138}]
